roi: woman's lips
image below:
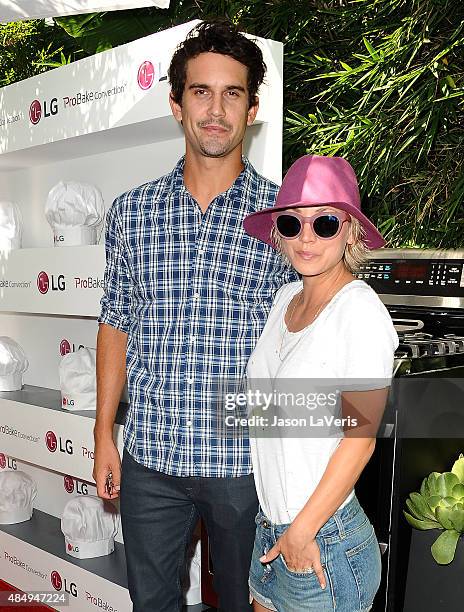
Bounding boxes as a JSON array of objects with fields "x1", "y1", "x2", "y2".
[{"x1": 296, "y1": 251, "x2": 317, "y2": 260}]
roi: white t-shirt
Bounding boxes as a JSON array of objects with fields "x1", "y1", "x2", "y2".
[{"x1": 247, "y1": 279, "x2": 399, "y2": 524}]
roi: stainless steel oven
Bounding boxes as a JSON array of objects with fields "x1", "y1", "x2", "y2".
[{"x1": 355, "y1": 249, "x2": 464, "y2": 612}]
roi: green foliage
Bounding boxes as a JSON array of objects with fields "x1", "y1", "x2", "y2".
[
  {"x1": 0, "y1": 19, "x2": 81, "y2": 85},
  {"x1": 404, "y1": 454, "x2": 464, "y2": 564},
  {"x1": 1, "y1": 1, "x2": 463, "y2": 247}
]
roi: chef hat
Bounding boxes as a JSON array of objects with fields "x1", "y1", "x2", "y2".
[
  {"x1": 0, "y1": 201, "x2": 22, "y2": 252},
  {"x1": 0, "y1": 471, "x2": 37, "y2": 524},
  {"x1": 61, "y1": 495, "x2": 119, "y2": 559},
  {"x1": 0, "y1": 336, "x2": 28, "y2": 391},
  {"x1": 59, "y1": 347, "x2": 96, "y2": 411},
  {"x1": 45, "y1": 181, "x2": 104, "y2": 247}
]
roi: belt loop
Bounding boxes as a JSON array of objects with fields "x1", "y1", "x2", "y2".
[{"x1": 334, "y1": 510, "x2": 345, "y2": 540}]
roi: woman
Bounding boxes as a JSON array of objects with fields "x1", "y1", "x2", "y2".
[{"x1": 242, "y1": 155, "x2": 399, "y2": 612}]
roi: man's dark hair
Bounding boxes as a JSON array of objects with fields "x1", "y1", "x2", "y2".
[{"x1": 169, "y1": 20, "x2": 266, "y2": 109}]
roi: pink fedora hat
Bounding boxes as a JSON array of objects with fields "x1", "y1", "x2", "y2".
[{"x1": 243, "y1": 155, "x2": 385, "y2": 249}]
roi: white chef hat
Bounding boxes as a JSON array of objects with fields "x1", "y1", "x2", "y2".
[
  {"x1": 59, "y1": 347, "x2": 96, "y2": 411},
  {"x1": 61, "y1": 495, "x2": 119, "y2": 559},
  {"x1": 0, "y1": 471, "x2": 37, "y2": 524},
  {"x1": 0, "y1": 201, "x2": 22, "y2": 253},
  {"x1": 0, "y1": 336, "x2": 28, "y2": 391},
  {"x1": 45, "y1": 181, "x2": 104, "y2": 247}
]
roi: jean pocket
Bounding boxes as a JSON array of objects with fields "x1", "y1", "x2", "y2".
[
  {"x1": 345, "y1": 528, "x2": 381, "y2": 609},
  {"x1": 279, "y1": 553, "x2": 326, "y2": 578}
]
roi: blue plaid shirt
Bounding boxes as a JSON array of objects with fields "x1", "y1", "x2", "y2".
[{"x1": 99, "y1": 157, "x2": 297, "y2": 477}]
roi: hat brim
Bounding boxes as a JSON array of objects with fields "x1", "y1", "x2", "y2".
[{"x1": 243, "y1": 201, "x2": 385, "y2": 250}]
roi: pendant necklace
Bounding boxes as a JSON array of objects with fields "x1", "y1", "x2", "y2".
[{"x1": 278, "y1": 290, "x2": 328, "y2": 361}]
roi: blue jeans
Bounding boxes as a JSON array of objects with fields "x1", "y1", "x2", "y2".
[
  {"x1": 249, "y1": 495, "x2": 381, "y2": 611},
  {"x1": 120, "y1": 448, "x2": 258, "y2": 612}
]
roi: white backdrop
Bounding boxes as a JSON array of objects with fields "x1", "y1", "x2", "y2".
[{"x1": 0, "y1": 1, "x2": 169, "y2": 23}]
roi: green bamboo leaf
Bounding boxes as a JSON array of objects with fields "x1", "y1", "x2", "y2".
[{"x1": 431, "y1": 530, "x2": 461, "y2": 564}]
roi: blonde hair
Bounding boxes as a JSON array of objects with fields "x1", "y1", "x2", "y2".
[{"x1": 270, "y1": 214, "x2": 369, "y2": 273}]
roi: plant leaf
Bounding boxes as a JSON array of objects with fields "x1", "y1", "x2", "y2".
[
  {"x1": 452, "y1": 454, "x2": 464, "y2": 482},
  {"x1": 409, "y1": 492, "x2": 437, "y2": 521},
  {"x1": 431, "y1": 530, "x2": 460, "y2": 564},
  {"x1": 404, "y1": 511, "x2": 441, "y2": 530},
  {"x1": 436, "y1": 473, "x2": 460, "y2": 497},
  {"x1": 452, "y1": 483, "x2": 464, "y2": 499},
  {"x1": 436, "y1": 506, "x2": 455, "y2": 530}
]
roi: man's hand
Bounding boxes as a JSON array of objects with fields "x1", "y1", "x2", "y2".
[
  {"x1": 259, "y1": 520, "x2": 326, "y2": 589},
  {"x1": 93, "y1": 436, "x2": 121, "y2": 500}
]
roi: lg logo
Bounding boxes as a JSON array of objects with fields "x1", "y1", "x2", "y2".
[
  {"x1": 62, "y1": 397, "x2": 75, "y2": 407},
  {"x1": 60, "y1": 339, "x2": 85, "y2": 356},
  {"x1": 60, "y1": 339, "x2": 71, "y2": 356},
  {"x1": 0, "y1": 453, "x2": 17, "y2": 470},
  {"x1": 29, "y1": 100, "x2": 42, "y2": 125},
  {"x1": 37, "y1": 271, "x2": 65, "y2": 294},
  {"x1": 29, "y1": 98, "x2": 58, "y2": 125},
  {"x1": 51, "y1": 570, "x2": 78, "y2": 598},
  {"x1": 45, "y1": 430, "x2": 73, "y2": 455},
  {"x1": 64, "y1": 475, "x2": 88, "y2": 495},
  {"x1": 137, "y1": 61, "x2": 155, "y2": 90}
]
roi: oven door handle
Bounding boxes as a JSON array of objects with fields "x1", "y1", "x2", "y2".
[{"x1": 392, "y1": 318, "x2": 424, "y2": 333}]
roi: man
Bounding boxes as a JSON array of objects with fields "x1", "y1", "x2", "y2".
[{"x1": 93, "y1": 20, "x2": 296, "y2": 612}]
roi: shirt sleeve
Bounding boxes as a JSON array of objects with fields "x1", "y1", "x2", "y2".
[
  {"x1": 336, "y1": 291, "x2": 399, "y2": 385},
  {"x1": 98, "y1": 196, "x2": 132, "y2": 333}
]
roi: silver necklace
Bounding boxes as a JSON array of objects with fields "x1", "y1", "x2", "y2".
[{"x1": 278, "y1": 291, "x2": 328, "y2": 361}]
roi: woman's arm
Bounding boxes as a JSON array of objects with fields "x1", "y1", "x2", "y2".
[
  {"x1": 296, "y1": 386, "x2": 389, "y2": 536},
  {"x1": 260, "y1": 387, "x2": 389, "y2": 587}
]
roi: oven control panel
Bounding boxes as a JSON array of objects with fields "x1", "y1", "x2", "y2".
[{"x1": 356, "y1": 259, "x2": 464, "y2": 296}]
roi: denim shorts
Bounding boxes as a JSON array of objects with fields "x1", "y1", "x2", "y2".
[{"x1": 249, "y1": 495, "x2": 381, "y2": 612}]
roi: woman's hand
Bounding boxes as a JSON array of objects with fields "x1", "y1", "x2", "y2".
[{"x1": 259, "y1": 519, "x2": 326, "y2": 589}]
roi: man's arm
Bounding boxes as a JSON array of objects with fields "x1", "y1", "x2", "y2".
[
  {"x1": 93, "y1": 323, "x2": 127, "y2": 499},
  {"x1": 93, "y1": 194, "x2": 132, "y2": 500}
]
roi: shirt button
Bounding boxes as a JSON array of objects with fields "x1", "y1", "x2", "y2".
[
  {"x1": 198, "y1": 249, "x2": 204, "y2": 255},
  {"x1": 187, "y1": 378, "x2": 193, "y2": 384},
  {"x1": 193, "y1": 293, "x2": 200, "y2": 300},
  {"x1": 189, "y1": 336, "x2": 195, "y2": 343},
  {"x1": 186, "y1": 420, "x2": 192, "y2": 427}
]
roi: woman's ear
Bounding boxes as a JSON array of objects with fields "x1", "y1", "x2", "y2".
[{"x1": 346, "y1": 220, "x2": 355, "y2": 246}]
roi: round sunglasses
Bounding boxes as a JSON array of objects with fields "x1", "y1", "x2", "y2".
[{"x1": 272, "y1": 210, "x2": 350, "y2": 240}]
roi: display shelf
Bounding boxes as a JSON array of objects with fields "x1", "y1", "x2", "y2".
[
  {"x1": 0, "y1": 508, "x2": 130, "y2": 611},
  {"x1": 0, "y1": 18, "x2": 283, "y2": 609},
  {"x1": 0, "y1": 508, "x2": 206, "y2": 611},
  {"x1": 0, "y1": 245, "x2": 105, "y2": 316},
  {"x1": 0, "y1": 509, "x2": 128, "y2": 586},
  {"x1": 0, "y1": 385, "x2": 126, "y2": 482}
]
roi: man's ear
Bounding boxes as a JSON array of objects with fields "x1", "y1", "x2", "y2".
[
  {"x1": 247, "y1": 96, "x2": 259, "y2": 126},
  {"x1": 169, "y1": 92, "x2": 182, "y2": 123}
]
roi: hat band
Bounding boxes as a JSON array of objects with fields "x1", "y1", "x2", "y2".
[
  {"x1": 0, "y1": 506, "x2": 33, "y2": 525},
  {"x1": 60, "y1": 390, "x2": 96, "y2": 411},
  {"x1": 65, "y1": 536, "x2": 115, "y2": 559},
  {"x1": 53, "y1": 226, "x2": 97, "y2": 247},
  {"x1": 0, "y1": 373, "x2": 23, "y2": 392}
]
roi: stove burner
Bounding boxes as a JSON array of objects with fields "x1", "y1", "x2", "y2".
[{"x1": 395, "y1": 332, "x2": 464, "y2": 359}]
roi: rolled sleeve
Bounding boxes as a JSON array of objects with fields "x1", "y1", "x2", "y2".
[{"x1": 98, "y1": 197, "x2": 132, "y2": 333}]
